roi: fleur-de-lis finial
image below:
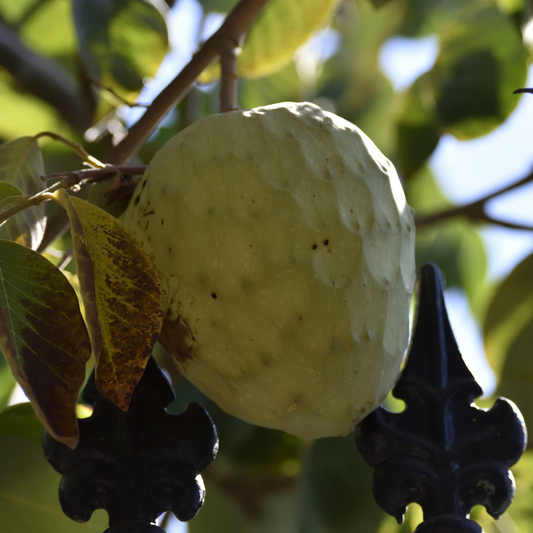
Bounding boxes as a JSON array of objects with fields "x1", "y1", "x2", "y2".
[
  {"x1": 43, "y1": 357, "x2": 218, "y2": 533},
  {"x1": 356, "y1": 263, "x2": 527, "y2": 533}
]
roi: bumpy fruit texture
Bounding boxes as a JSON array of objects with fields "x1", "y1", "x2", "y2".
[{"x1": 122, "y1": 102, "x2": 416, "y2": 438}]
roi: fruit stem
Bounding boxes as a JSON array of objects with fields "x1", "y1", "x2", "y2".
[{"x1": 105, "y1": 0, "x2": 271, "y2": 165}]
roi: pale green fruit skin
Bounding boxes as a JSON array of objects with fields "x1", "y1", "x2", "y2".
[{"x1": 123, "y1": 102, "x2": 416, "y2": 438}]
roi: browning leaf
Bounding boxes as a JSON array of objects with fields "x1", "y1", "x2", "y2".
[
  {"x1": 52, "y1": 190, "x2": 162, "y2": 411},
  {"x1": 0, "y1": 240, "x2": 91, "y2": 449}
]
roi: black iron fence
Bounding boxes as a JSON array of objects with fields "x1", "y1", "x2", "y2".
[{"x1": 42, "y1": 264, "x2": 527, "y2": 533}]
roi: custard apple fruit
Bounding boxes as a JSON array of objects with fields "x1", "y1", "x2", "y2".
[{"x1": 122, "y1": 102, "x2": 416, "y2": 438}]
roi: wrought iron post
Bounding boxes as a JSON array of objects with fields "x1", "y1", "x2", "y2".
[
  {"x1": 356, "y1": 263, "x2": 527, "y2": 532},
  {"x1": 42, "y1": 357, "x2": 218, "y2": 533}
]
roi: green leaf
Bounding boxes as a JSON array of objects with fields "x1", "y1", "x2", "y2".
[
  {"x1": 415, "y1": 220, "x2": 487, "y2": 312},
  {"x1": 200, "y1": 0, "x2": 339, "y2": 83},
  {"x1": 396, "y1": 74, "x2": 440, "y2": 178},
  {"x1": 0, "y1": 183, "x2": 24, "y2": 202},
  {"x1": 0, "y1": 402, "x2": 44, "y2": 443},
  {"x1": 395, "y1": 5, "x2": 528, "y2": 171},
  {"x1": 73, "y1": 0, "x2": 169, "y2": 96},
  {"x1": 484, "y1": 252, "x2": 533, "y2": 378},
  {"x1": 297, "y1": 436, "x2": 384, "y2": 532},
  {"x1": 0, "y1": 435, "x2": 108, "y2": 533},
  {"x1": 0, "y1": 137, "x2": 46, "y2": 249},
  {"x1": 432, "y1": 4, "x2": 527, "y2": 140},
  {"x1": 0, "y1": 240, "x2": 91, "y2": 448},
  {"x1": 189, "y1": 474, "x2": 300, "y2": 533},
  {"x1": 52, "y1": 191, "x2": 163, "y2": 411}
]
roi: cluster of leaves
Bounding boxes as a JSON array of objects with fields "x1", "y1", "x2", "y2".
[{"x1": 1, "y1": 0, "x2": 533, "y2": 532}]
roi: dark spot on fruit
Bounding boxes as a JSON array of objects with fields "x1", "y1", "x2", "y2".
[
  {"x1": 161, "y1": 219, "x2": 164, "y2": 225},
  {"x1": 133, "y1": 195, "x2": 140, "y2": 206},
  {"x1": 143, "y1": 209, "x2": 155, "y2": 217},
  {"x1": 312, "y1": 244, "x2": 317, "y2": 250},
  {"x1": 168, "y1": 247, "x2": 171, "y2": 252},
  {"x1": 159, "y1": 316, "x2": 195, "y2": 365},
  {"x1": 350, "y1": 209, "x2": 353, "y2": 213},
  {"x1": 141, "y1": 180, "x2": 147, "y2": 189},
  {"x1": 211, "y1": 293, "x2": 217, "y2": 299},
  {"x1": 323, "y1": 239, "x2": 329, "y2": 246}
]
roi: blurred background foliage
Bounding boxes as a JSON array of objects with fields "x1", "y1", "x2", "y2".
[{"x1": 1, "y1": 0, "x2": 533, "y2": 531}]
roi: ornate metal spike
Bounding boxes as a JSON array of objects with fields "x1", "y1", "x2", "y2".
[
  {"x1": 43, "y1": 357, "x2": 218, "y2": 533},
  {"x1": 355, "y1": 263, "x2": 527, "y2": 532}
]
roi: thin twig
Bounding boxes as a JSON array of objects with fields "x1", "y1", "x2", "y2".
[
  {"x1": 34, "y1": 131, "x2": 105, "y2": 168},
  {"x1": 415, "y1": 167, "x2": 533, "y2": 230},
  {"x1": 88, "y1": 77, "x2": 150, "y2": 108},
  {"x1": 43, "y1": 165, "x2": 146, "y2": 182},
  {"x1": 0, "y1": 165, "x2": 146, "y2": 226},
  {"x1": 219, "y1": 36, "x2": 240, "y2": 112},
  {"x1": 106, "y1": 0, "x2": 271, "y2": 165}
]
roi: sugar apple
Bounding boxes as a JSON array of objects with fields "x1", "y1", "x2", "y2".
[{"x1": 122, "y1": 102, "x2": 415, "y2": 438}]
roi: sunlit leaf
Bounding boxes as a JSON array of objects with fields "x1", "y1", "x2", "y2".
[
  {"x1": 0, "y1": 435, "x2": 108, "y2": 533},
  {"x1": 19, "y1": 0, "x2": 77, "y2": 70},
  {"x1": 0, "y1": 72, "x2": 70, "y2": 140},
  {"x1": 0, "y1": 355, "x2": 16, "y2": 410},
  {"x1": 52, "y1": 191, "x2": 163, "y2": 411},
  {"x1": 73, "y1": 0, "x2": 169, "y2": 97},
  {"x1": 0, "y1": 240, "x2": 91, "y2": 448},
  {"x1": 0, "y1": 137, "x2": 46, "y2": 249},
  {"x1": 199, "y1": 0, "x2": 339, "y2": 83}
]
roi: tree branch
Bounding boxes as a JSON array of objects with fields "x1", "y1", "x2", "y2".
[
  {"x1": 415, "y1": 167, "x2": 533, "y2": 231},
  {"x1": 106, "y1": 0, "x2": 271, "y2": 165},
  {"x1": 0, "y1": 19, "x2": 93, "y2": 131},
  {"x1": 219, "y1": 36, "x2": 240, "y2": 112},
  {"x1": 0, "y1": 165, "x2": 146, "y2": 227}
]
